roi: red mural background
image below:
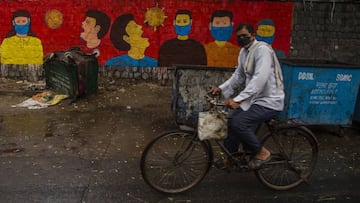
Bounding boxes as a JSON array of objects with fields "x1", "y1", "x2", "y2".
[{"x1": 0, "y1": 0, "x2": 293, "y2": 63}]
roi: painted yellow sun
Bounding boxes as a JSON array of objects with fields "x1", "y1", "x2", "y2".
[
  {"x1": 144, "y1": 4, "x2": 167, "y2": 31},
  {"x1": 45, "y1": 9, "x2": 63, "y2": 29}
]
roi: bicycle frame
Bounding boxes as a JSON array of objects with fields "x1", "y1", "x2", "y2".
[{"x1": 140, "y1": 93, "x2": 319, "y2": 193}]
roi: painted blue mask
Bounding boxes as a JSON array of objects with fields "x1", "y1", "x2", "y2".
[
  {"x1": 14, "y1": 21, "x2": 30, "y2": 35},
  {"x1": 210, "y1": 25, "x2": 233, "y2": 41},
  {"x1": 256, "y1": 35, "x2": 275, "y2": 45},
  {"x1": 175, "y1": 24, "x2": 191, "y2": 36}
]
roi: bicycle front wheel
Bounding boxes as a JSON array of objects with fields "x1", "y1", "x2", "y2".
[
  {"x1": 255, "y1": 126, "x2": 318, "y2": 190},
  {"x1": 140, "y1": 130, "x2": 212, "y2": 194}
]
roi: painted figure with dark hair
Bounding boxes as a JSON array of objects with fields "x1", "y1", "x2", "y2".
[
  {"x1": 80, "y1": 9, "x2": 114, "y2": 65},
  {"x1": 158, "y1": 10, "x2": 207, "y2": 67},
  {"x1": 105, "y1": 14, "x2": 157, "y2": 67},
  {"x1": 256, "y1": 19, "x2": 286, "y2": 59},
  {"x1": 0, "y1": 9, "x2": 43, "y2": 81},
  {"x1": 204, "y1": 10, "x2": 239, "y2": 67}
]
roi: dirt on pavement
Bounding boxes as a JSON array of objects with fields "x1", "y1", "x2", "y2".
[
  {"x1": 0, "y1": 77, "x2": 177, "y2": 159},
  {"x1": 1, "y1": 77, "x2": 360, "y2": 202}
]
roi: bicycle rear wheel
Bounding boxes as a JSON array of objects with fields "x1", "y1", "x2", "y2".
[
  {"x1": 140, "y1": 130, "x2": 212, "y2": 194},
  {"x1": 255, "y1": 126, "x2": 318, "y2": 190}
]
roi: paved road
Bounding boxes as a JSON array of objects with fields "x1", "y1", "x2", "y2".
[{"x1": 0, "y1": 83, "x2": 360, "y2": 203}]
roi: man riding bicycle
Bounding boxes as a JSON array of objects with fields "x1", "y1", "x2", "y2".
[{"x1": 211, "y1": 23, "x2": 285, "y2": 169}]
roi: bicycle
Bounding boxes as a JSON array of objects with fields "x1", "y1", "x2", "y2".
[{"x1": 140, "y1": 93, "x2": 319, "y2": 194}]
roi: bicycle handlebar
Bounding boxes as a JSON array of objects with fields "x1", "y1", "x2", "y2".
[{"x1": 205, "y1": 92, "x2": 225, "y2": 107}]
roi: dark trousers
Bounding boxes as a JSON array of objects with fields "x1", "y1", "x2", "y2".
[{"x1": 224, "y1": 104, "x2": 280, "y2": 154}]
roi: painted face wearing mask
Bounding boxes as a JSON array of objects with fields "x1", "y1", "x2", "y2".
[
  {"x1": 210, "y1": 25, "x2": 233, "y2": 41},
  {"x1": 174, "y1": 14, "x2": 192, "y2": 36},
  {"x1": 13, "y1": 17, "x2": 30, "y2": 35},
  {"x1": 256, "y1": 19, "x2": 275, "y2": 45}
]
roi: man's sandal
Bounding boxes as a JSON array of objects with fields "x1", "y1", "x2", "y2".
[{"x1": 248, "y1": 156, "x2": 272, "y2": 170}]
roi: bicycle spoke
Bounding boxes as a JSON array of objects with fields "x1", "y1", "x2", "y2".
[
  {"x1": 256, "y1": 126, "x2": 318, "y2": 190},
  {"x1": 269, "y1": 135, "x2": 290, "y2": 161},
  {"x1": 141, "y1": 130, "x2": 211, "y2": 193}
]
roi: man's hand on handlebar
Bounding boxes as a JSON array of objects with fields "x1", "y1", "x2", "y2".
[
  {"x1": 210, "y1": 86, "x2": 222, "y2": 95},
  {"x1": 224, "y1": 98, "x2": 240, "y2": 109}
]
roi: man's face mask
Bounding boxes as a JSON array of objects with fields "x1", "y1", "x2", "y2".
[
  {"x1": 237, "y1": 35, "x2": 252, "y2": 47},
  {"x1": 210, "y1": 25, "x2": 233, "y2": 41},
  {"x1": 14, "y1": 21, "x2": 30, "y2": 35}
]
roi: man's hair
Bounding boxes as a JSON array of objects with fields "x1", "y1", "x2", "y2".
[
  {"x1": 235, "y1": 23, "x2": 254, "y2": 34},
  {"x1": 210, "y1": 10, "x2": 233, "y2": 22},
  {"x1": 175, "y1": 10, "x2": 192, "y2": 19},
  {"x1": 86, "y1": 9, "x2": 111, "y2": 39},
  {"x1": 110, "y1": 13, "x2": 134, "y2": 51}
]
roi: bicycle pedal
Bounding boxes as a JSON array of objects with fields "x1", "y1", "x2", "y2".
[
  {"x1": 213, "y1": 159, "x2": 233, "y2": 173},
  {"x1": 239, "y1": 165, "x2": 251, "y2": 171},
  {"x1": 214, "y1": 158, "x2": 227, "y2": 169}
]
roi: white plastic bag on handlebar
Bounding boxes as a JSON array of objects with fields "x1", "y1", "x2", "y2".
[{"x1": 198, "y1": 110, "x2": 227, "y2": 141}]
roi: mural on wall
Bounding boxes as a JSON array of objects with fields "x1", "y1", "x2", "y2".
[
  {"x1": 105, "y1": 14, "x2": 157, "y2": 67},
  {"x1": 0, "y1": 0, "x2": 294, "y2": 77},
  {"x1": 256, "y1": 18, "x2": 286, "y2": 59},
  {"x1": 144, "y1": 4, "x2": 167, "y2": 31},
  {"x1": 79, "y1": 9, "x2": 114, "y2": 65},
  {"x1": 0, "y1": 9, "x2": 43, "y2": 81},
  {"x1": 204, "y1": 10, "x2": 240, "y2": 68},
  {"x1": 44, "y1": 9, "x2": 63, "y2": 29},
  {"x1": 158, "y1": 9, "x2": 207, "y2": 67}
]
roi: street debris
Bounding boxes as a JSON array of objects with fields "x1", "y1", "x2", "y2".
[
  {"x1": 11, "y1": 90, "x2": 69, "y2": 109},
  {"x1": 1, "y1": 147, "x2": 23, "y2": 154}
]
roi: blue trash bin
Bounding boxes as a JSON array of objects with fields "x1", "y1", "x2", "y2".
[
  {"x1": 279, "y1": 59, "x2": 360, "y2": 125},
  {"x1": 354, "y1": 90, "x2": 360, "y2": 122}
]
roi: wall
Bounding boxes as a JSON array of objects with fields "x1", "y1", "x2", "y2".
[
  {"x1": 0, "y1": 0, "x2": 293, "y2": 68},
  {"x1": 2, "y1": 0, "x2": 360, "y2": 83},
  {"x1": 290, "y1": 1, "x2": 360, "y2": 65}
]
